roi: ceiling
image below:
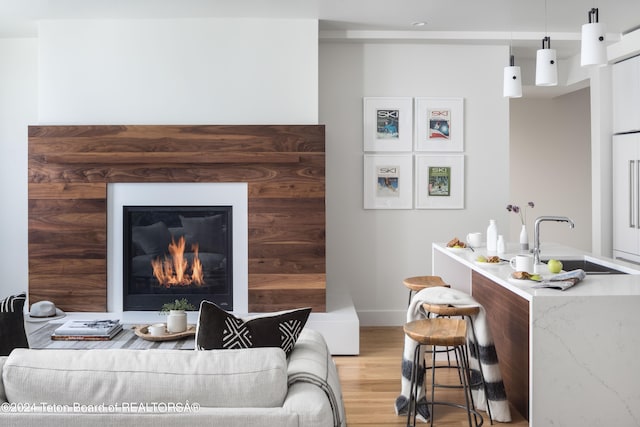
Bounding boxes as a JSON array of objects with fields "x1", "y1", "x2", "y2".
[{"x1": 1, "y1": 0, "x2": 639, "y2": 62}]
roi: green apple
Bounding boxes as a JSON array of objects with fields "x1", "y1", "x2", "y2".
[{"x1": 547, "y1": 259, "x2": 563, "y2": 274}]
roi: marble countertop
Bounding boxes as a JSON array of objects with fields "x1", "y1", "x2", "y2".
[{"x1": 433, "y1": 242, "x2": 640, "y2": 301}]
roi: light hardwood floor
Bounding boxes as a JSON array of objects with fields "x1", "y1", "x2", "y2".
[{"x1": 333, "y1": 327, "x2": 529, "y2": 426}]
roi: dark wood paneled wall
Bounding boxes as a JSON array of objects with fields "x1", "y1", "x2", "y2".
[
  {"x1": 28, "y1": 125, "x2": 326, "y2": 313},
  {"x1": 472, "y1": 271, "x2": 529, "y2": 420}
]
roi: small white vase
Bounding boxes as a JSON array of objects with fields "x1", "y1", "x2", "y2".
[
  {"x1": 519, "y1": 224, "x2": 529, "y2": 252},
  {"x1": 497, "y1": 235, "x2": 506, "y2": 255},
  {"x1": 167, "y1": 310, "x2": 187, "y2": 333}
]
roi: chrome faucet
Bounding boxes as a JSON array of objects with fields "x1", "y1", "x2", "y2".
[{"x1": 533, "y1": 216, "x2": 575, "y2": 265}]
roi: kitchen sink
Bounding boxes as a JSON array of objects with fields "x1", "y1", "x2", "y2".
[{"x1": 541, "y1": 259, "x2": 627, "y2": 275}]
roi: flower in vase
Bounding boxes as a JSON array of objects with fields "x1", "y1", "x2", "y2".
[{"x1": 506, "y1": 202, "x2": 535, "y2": 225}]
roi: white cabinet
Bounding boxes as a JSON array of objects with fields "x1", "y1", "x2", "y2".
[
  {"x1": 613, "y1": 56, "x2": 640, "y2": 263},
  {"x1": 613, "y1": 133, "x2": 640, "y2": 263},
  {"x1": 612, "y1": 56, "x2": 640, "y2": 133}
]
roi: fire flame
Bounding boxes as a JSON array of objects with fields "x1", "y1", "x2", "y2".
[{"x1": 151, "y1": 236, "x2": 205, "y2": 287}]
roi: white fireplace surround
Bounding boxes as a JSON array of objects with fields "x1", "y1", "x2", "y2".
[{"x1": 107, "y1": 182, "x2": 249, "y2": 314}]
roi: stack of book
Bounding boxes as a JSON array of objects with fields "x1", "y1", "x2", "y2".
[{"x1": 52, "y1": 319, "x2": 123, "y2": 341}]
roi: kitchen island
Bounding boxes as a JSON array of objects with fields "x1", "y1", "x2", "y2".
[{"x1": 432, "y1": 242, "x2": 640, "y2": 427}]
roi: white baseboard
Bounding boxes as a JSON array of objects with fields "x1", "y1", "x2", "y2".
[{"x1": 357, "y1": 309, "x2": 406, "y2": 327}]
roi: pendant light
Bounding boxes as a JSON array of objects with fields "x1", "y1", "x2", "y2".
[
  {"x1": 503, "y1": 4, "x2": 522, "y2": 98},
  {"x1": 535, "y1": 0, "x2": 557, "y2": 87},
  {"x1": 536, "y1": 36, "x2": 558, "y2": 86},
  {"x1": 504, "y1": 54, "x2": 522, "y2": 98},
  {"x1": 581, "y1": 8, "x2": 607, "y2": 67}
]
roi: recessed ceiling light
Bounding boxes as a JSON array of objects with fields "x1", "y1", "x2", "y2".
[{"x1": 412, "y1": 22, "x2": 426, "y2": 27}]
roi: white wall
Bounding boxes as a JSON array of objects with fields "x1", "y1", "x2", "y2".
[
  {"x1": 320, "y1": 42, "x2": 510, "y2": 325},
  {"x1": 0, "y1": 18, "x2": 318, "y2": 304},
  {"x1": 38, "y1": 19, "x2": 318, "y2": 124},
  {"x1": 509, "y1": 89, "x2": 592, "y2": 253},
  {"x1": 0, "y1": 38, "x2": 38, "y2": 299}
]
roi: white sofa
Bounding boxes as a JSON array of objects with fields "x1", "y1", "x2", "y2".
[{"x1": 0, "y1": 328, "x2": 345, "y2": 427}]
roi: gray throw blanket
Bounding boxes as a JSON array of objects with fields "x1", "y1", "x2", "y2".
[
  {"x1": 395, "y1": 287, "x2": 512, "y2": 423},
  {"x1": 288, "y1": 328, "x2": 346, "y2": 427}
]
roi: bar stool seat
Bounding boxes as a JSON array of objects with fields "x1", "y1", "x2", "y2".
[
  {"x1": 403, "y1": 276, "x2": 449, "y2": 306},
  {"x1": 404, "y1": 318, "x2": 483, "y2": 427},
  {"x1": 422, "y1": 302, "x2": 479, "y2": 318},
  {"x1": 404, "y1": 317, "x2": 467, "y2": 347}
]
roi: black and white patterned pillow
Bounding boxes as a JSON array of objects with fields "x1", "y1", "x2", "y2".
[
  {"x1": 196, "y1": 301, "x2": 311, "y2": 356},
  {"x1": 0, "y1": 292, "x2": 29, "y2": 356}
]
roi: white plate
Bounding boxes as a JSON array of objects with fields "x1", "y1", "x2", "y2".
[
  {"x1": 508, "y1": 276, "x2": 541, "y2": 284},
  {"x1": 474, "y1": 260, "x2": 506, "y2": 267},
  {"x1": 507, "y1": 271, "x2": 552, "y2": 283},
  {"x1": 446, "y1": 246, "x2": 468, "y2": 252}
]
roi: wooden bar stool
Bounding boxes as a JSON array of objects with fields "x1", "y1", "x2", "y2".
[
  {"x1": 403, "y1": 276, "x2": 449, "y2": 306},
  {"x1": 404, "y1": 318, "x2": 483, "y2": 427},
  {"x1": 403, "y1": 276, "x2": 453, "y2": 369},
  {"x1": 422, "y1": 303, "x2": 493, "y2": 425}
]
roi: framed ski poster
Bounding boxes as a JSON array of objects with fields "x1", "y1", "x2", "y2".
[
  {"x1": 363, "y1": 97, "x2": 413, "y2": 152},
  {"x1": 363, "y1": 154, "x2": 413, "y2": 209},
  {"x1": 415, "y1": 154, "x2": 464, "y2": 209},
  {"x1": 414, "y1": 97, "x2": 464, "y2": 152}
]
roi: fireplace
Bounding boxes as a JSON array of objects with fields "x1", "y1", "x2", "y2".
[
  {"x1": 108, "y1": 182, "x2": 249, "y2": 314},
  {"x1": 122, "y1": 205, "x2": 233, "y2": 311},
  {"x1": 29, "y1": 124, "x2": 324, "y2": 314}
]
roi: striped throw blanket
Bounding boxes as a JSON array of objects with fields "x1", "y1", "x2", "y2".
[{"x1": 395, "y1": 287, "x2": 512, "y2": 423}]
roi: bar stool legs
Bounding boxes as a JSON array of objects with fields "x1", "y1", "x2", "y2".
[
  {"x1": 408, "y1": 343, "x2": 422, "y2": 427},
  {"x1": 404, "y1": 318, "x2": 483, "y2": 427},
  {"x1": 428, "y1": 343, "x2": 482, "y2": 427},
  {"x1": 422, "y1": 303, "x2": 494, "y2": 425}
]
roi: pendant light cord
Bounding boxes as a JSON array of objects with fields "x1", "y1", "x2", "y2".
[
  {"x1": 507, "y1": 0, "x2": 513, "y2": 59},
  {"x1": 544, "y1": 0, "x2": 548, "y2": 36}
]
